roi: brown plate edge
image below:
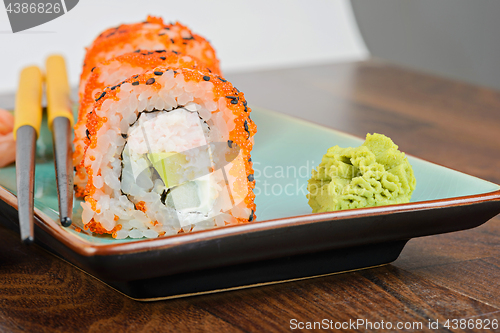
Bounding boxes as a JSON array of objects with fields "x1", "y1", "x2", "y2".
[{"x1": 1, "y1": 184, "x2": 500, "y2": 257}]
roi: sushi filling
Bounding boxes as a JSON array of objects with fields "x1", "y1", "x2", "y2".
[{"x1": 120, "y1": 107, "x2": 226, "y2": 227}]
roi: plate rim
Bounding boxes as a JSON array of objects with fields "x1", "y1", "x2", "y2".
[{"x1": 1, "y1": 184, "x2": 499, "y2": 257}]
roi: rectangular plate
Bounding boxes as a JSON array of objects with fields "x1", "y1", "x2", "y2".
[{"x1": 1, "y1": 107, "x2": 500, "y2": 301}]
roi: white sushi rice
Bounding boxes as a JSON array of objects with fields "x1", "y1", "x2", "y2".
[
  {"x1": 74, "y1": 51, "x2": 203, "y2": 191},
  {"x1": 81, "y1": 70, "x2": 251, "y2": 239}
]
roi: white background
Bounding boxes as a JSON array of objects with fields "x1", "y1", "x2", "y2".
[{"x1": 0, "y1": 0, "x2": 368, "y2": 92}]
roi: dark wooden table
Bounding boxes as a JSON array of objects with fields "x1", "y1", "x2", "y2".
[{"x1": 1, "y1": 60, "x2": 499, "y2": 332}]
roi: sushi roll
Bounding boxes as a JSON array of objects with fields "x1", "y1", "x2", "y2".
[
  {"x1": 79, "y1": 16, "x2": 221, "y2": 104},
  {"x1": 74, "y1": 50, "x2": 209, "y2": 195},
  {"x1": 79, "y1": 67, "x2": 256, "y2": 239}
]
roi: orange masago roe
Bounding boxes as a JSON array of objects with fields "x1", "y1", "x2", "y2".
[
  {"x1": 79, "y1": 16, "x2": 221, "y2": 103},
  {"x1": 74, "y1": 50, "x2": 210, "y2": 194},
  {"x1": 80, "y1": 67, "x2": 256, "y2": 238}
]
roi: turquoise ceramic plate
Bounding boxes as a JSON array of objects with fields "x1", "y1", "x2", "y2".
[{"x1": 0, "y1": 107, "x2": 499, "y2": 300}]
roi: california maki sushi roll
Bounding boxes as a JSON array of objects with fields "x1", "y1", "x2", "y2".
[
  {"x1": 79, "y1": 67, "x2": 256, "y2": 239},
  {"x1": 74, "y1": 50, "x2": 209, "y2": 195},
  {"x1": 79, "y1": 16, "x2": 221, "y2": 103}
]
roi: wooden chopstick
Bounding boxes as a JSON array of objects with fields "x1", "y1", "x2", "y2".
[
  {"x1": 13, "y1": 66, "x2": 43, "y2": 244},
  {"x1": 46, "y1": 55, "x2": 74, "y2": 227}
]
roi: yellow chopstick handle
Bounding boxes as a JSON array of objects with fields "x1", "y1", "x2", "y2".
[
  {"x1": 46, "y1": 55, "x2": 74, "y2": 129},
  {"x1": 13, "y1": 66, "x2": 43, "y2": 140}
]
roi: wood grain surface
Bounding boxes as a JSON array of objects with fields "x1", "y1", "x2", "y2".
[{"x1": 1, "y1": 60, "x2": 500, "y2": 332}]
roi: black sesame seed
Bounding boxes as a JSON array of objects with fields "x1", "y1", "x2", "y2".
[
  {"x1": 165, "y1": 27, "x2": 170, "y2": 30},
  {"x1": 218, "y1": 77, "x2": 227, "y2": 82},
  {"x1": 173, "y1": 70, "x2": 178, "y2": 74},
  {"x1": 158, "y1": 33, "x2": 165, "y2": 36},
  {"x1": 235, "y1": 87, "x2": 240, "y2": 93},
  {"x1": 160, "y1": 189, "x2": 168, "y2": 205},
  {"x1": 121, "y1": 133, "x2": 127, "y2": 139},
  {"x1": 225, "y1": 96, "x2": 237, "y2": 100},
  {"x1": 228, "y1": 140, "x2": 233, "y2": 148},
  {"x1": 172, "y1": 50, "x2": 178, "y2": 55},
  {"x1": 244, "y1": 106, "x2": 248, "y2": 112},
  {"x1": 155, "y1": 50, "x2": 166, "y2": 53},
  {"x1": 73, "y1": 167, "x2": 77, "y2": 172},
  {"x1": 133, "y1": 75, "x2": 139, "y2": 78},
  {"x1": 160, "y1": 56, "x2": 166, "y2": 60},
  {"x1": 248, "y1": 157, "x2": 252, "y2": 163},
  {"x1": 95, "y1": 91, "x2": 106, "y2": 101},
  {"x1": 147, "y1": 51, "x2": 153, "y2": 55},
  {"x1": 248, "y1": 174, "x2": 254, "y2": 182},
  {"x1": 170, "y1": 38, "x2": 175, "y2": 43},
  {"x1": 134, "y1": 49, "x2": 140, "y2": 53},
  {"x1": 182, "y1": 36, "x2": 194, "y2": 40},
  {"x1": 249, "y1": 210, "x2": 255, "y2": 222},
  {"x1": 146, "y1": 78, "x2": 155, "y2": 85},
  {"x1": 86, "y1": 129, "x2": 90, "y2": 140},
  {"x1": 91, "y1": 66, "x2": 96, "y2": 72},
  {"x1": 203, "y1": 75, "x2": 210, "y2": 81},
  {"x1": 230, "y1": 99, "x2": 238, "y2": 105},
  {"x1": 154, "y1": 71, "x2": 163, "y2": 76},
  {"x1": 132, "y1": 81, "x2": 140, "y2": 86},
  {"x1": 110, "y1": 85, "x2": 117, "y2": 90},
  {"x1": 244, "y1": 120, "x2": 249, "y2": 132},
  {"x1": 243, "y1": 101, "x2": 247, "y2": 106}
]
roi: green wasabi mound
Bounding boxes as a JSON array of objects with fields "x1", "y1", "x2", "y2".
[{"x1": 307, "y1": 133, "x2": 416, "y2": 213}]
